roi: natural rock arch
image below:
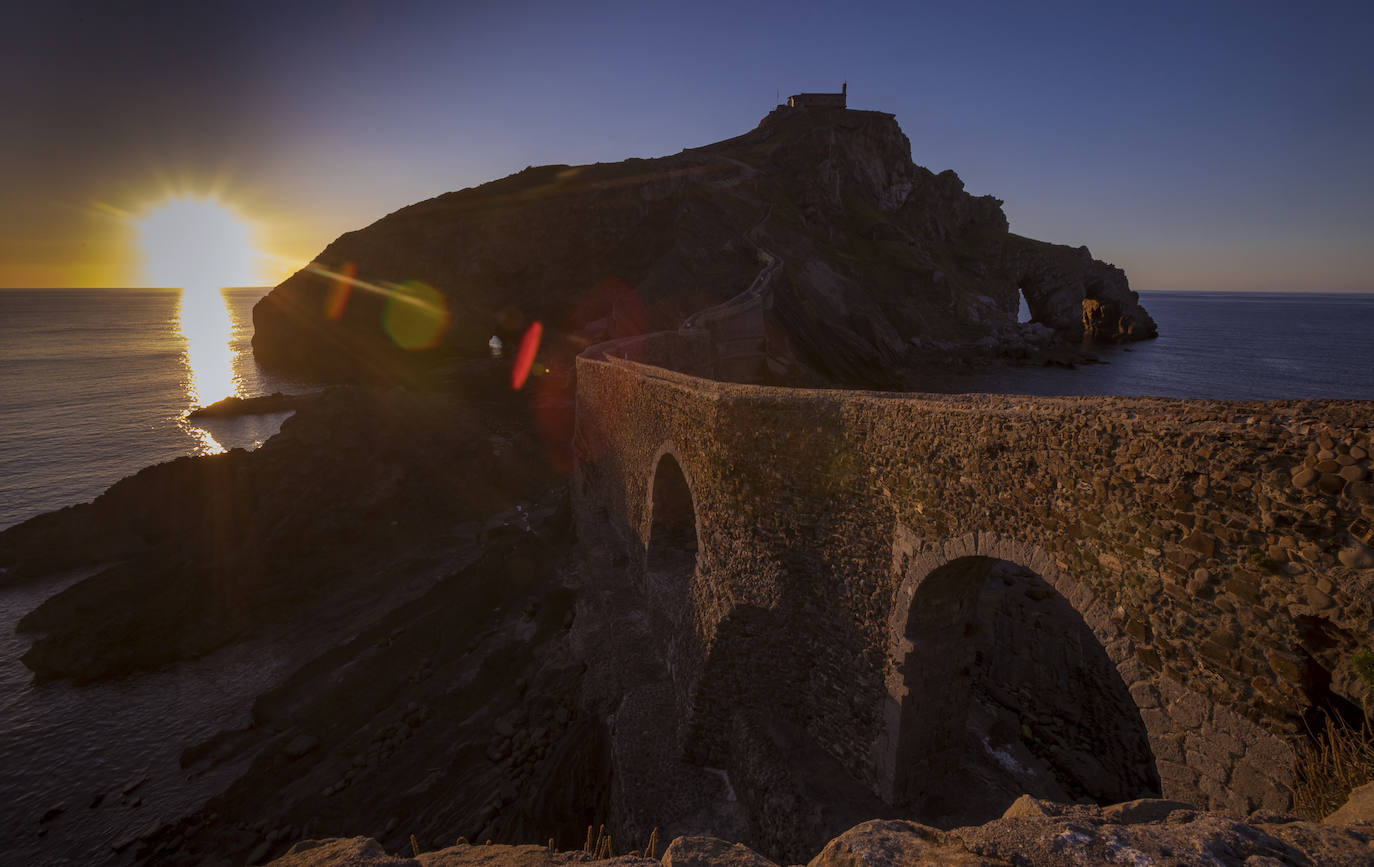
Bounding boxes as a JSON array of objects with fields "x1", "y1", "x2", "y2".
[{"x1": 877, "y1": 534, "x2": 1159, "y2": 825}]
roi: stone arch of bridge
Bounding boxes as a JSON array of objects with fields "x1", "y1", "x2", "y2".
[
  {"x1": 876, "y1": 531, "x2": 1160, "y2": 823},
  {"x1": 643, "y1": 443, "x2": 702, "y2": 629},
  {"x1": 643, "y1": 444, "x2": 712, "y2": 757},
  {"x1": 644, "y1": 443, "x2": 700, "y2": 575}
]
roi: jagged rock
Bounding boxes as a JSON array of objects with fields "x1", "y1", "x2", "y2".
[
  {"x1": 252, "y1": 108, "x2": 1155, "y2": 388},
  {"x1": 1000, "y1": 795, "x2": 1055, "y2": 819},
  {"x1": 270, "y1": 802, "x2": 1374, "y2": 867},
  {"x1": 1011, "y1": 241, "x2": 1156, "y2": 343},
  {"x1": 954, "y1": 806, "x2": 1374, "y2": 866},
  {"x1": 807, "y1": 819, "x2": 1005, "y2": 866}
]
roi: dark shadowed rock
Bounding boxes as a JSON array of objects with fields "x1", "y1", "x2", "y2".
[
  {"x1": 4, "y1": 386, "x2": 564, "y2": 684},
  {"x1": 188, "y1": 391, "x2": 309, "y2": 418}
]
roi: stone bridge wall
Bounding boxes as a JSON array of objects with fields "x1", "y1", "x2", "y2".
[{"x1": 574, "y1": 331, "x2": 1374, "y2": 815}]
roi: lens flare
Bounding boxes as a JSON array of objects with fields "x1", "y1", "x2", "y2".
[
  {"x1": 326, "y1": 262, "x2": 357, "y2": 320},
  {"x1": 382, "y1": 280, "x2": 450, "y2": 350},
  {"x1": 512, "y1": 321, "x2": 543, "y2": 390}
]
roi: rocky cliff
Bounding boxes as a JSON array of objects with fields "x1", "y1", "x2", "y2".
[{"x1": 252, "y1": 107, "x2": 1156, "y2": 387}]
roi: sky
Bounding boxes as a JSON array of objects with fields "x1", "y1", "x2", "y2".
[{"x1": 2, "y1": 0, "x2": 1371, "y2": 292}]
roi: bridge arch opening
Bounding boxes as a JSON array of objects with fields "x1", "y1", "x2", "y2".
[
  {"x1": 646, "y1": 453, "x2": 698, "y2": 591},
  {"x1": 891, "y1": 557, "x2": 1158, "y2": 826}
]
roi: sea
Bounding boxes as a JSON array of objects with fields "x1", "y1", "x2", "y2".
[
  {"x1": 0, "y1": 287, "x2": 310, "y2": 864},
  {"x1": 0, "y1": 287, "x2": 1372, "y2": 862},
  {"x1": 1, "y1": 287, "x2": 308, "y2": 530}
]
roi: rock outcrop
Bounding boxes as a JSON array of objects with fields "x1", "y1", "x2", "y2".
[
  {"x1": 1, "y1": 384, "x2": 565, "y2": 683},
  {"x1": 265, "y1": 800, "x2": 1374, "y2": 867},
  {"x1": 252, "y1": 107, "x2": 1155, "y2": 388}
]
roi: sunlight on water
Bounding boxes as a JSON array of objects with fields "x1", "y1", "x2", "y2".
[{"x1": 177, "y1": 287, "x2": 237, "y2": 454}]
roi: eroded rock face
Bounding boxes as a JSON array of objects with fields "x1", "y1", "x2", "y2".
[
  {"x1": 1011, "y1": 240, "x2": 1157, "y2": 343},
  {"x1": 252, "y1": 108, "x2": 1156, "y2": 388}
]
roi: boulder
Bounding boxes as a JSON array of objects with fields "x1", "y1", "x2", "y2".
[
  {"x1": 269, "y1": 837, "x2": 414, "y2": 866},
  {"x1": 806, "y1": 819, "x2": 1005, "y2": 867},
  {"x1": 1326, "y1": 781, "x2": 1374, "y2": 826},
  {"x1": 661, "y1": 836, "x2": 776, "y2": 867},
  {"x1": 1100, "y1": 798, "x2": 1197, "y2": 824}
]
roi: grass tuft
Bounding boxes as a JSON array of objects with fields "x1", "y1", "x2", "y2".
[{"x1": 1290, "y1": 715, "x2": 1374, "y2": 820}]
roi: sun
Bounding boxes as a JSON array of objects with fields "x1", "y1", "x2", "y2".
[{"x1": 135, "y1": 196, "x2": 263, "y2": 290}]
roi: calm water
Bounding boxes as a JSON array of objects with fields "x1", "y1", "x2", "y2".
[
  {"x1": 0, "y1": 288, "x2": 312, "y2": 864},
  {"x1": 960, "y1": 290, "x2": 1374, "y2": 399},
  {"x1": 0, "y1": 569, "x2": 292, "y2": 865},
  {"x1": 0, "y1": 288, "x2": 309, "y2": 530}
]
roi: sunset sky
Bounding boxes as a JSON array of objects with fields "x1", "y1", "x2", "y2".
[{"x1": 3, "y1": 0, "x2": 1371, "y2": 292}]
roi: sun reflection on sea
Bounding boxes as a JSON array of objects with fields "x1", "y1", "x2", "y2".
[{"x1": 177, "y1": 287, "x2": 237, "y2": 454}]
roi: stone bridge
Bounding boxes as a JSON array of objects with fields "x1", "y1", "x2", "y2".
[{"x1": 572, "y1": 328, "x2": 1374, "y2": 831}]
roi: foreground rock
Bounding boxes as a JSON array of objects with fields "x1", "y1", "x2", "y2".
[
  {"x1": 268, "y1": 800, "x2": 1374, "y2": 866},
  {"x1": 253, "y1": 107, "x2": 1155, "y2": 388},
  {"x1": 1, "y1": 383, "x2": 564, "y2": 682},
  {"x1": 0, "y1": 376, "x2": 611, "y2": 865}
]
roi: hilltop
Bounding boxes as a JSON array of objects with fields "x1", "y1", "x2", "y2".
[{"x1": 252, "y1": 107, "x2": 1155, "y2": 387}]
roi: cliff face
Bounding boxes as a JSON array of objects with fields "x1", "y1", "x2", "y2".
[{"x1": 253, "y1": 108, "x2": 1156, "y2": 385}]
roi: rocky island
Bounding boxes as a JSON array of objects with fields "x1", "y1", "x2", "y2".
[
  {"x1": 3, "y1": 103, "x2": 1371, "y2": 866},
  {"x1": 251, "y1": 105, "x2": 1155, "y2": 389}
]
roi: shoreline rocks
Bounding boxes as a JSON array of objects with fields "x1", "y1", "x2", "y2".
[{"x1": 188, "y1": 391, "x2": 311, "y2": 419}]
